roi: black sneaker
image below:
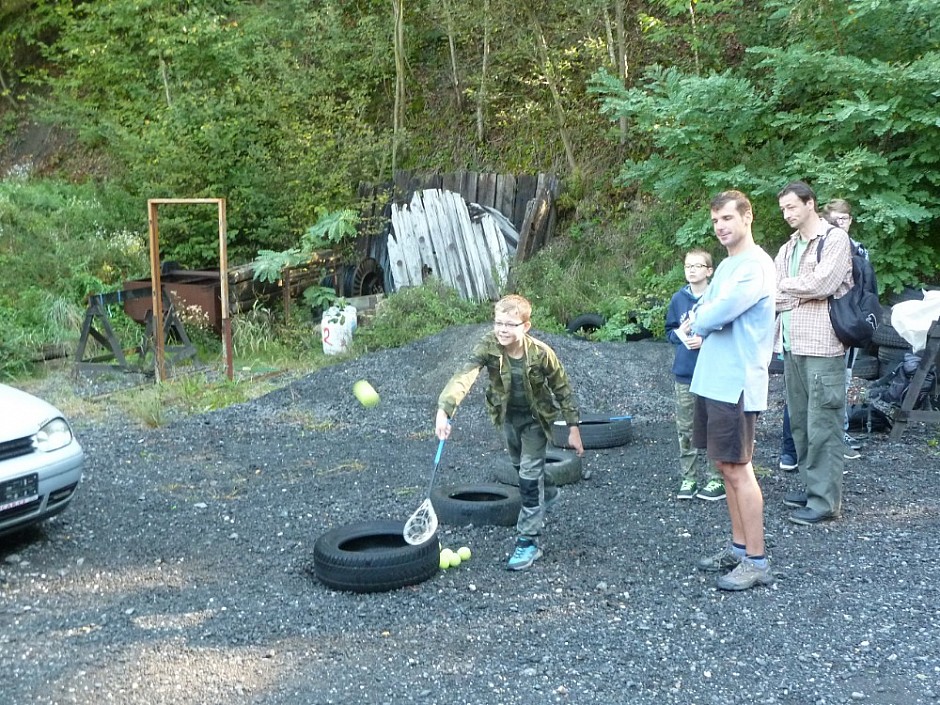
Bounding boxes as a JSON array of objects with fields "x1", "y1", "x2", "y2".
[
  {"x1": 779, "y1": 454, "x2": 798, "y2": 471},
  {"x1": 783, "y1": 490, "x2": 808, "y2": 508},
  {"x1": 677, "y1": 478, "x2": 697, "y2": 500}
]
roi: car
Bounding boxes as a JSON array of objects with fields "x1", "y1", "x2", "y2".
[{"x1": 0, "y1": 383, "x2": 84, "y2": 537}]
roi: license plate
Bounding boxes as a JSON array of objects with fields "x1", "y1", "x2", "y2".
[{"x1": 0, "y1": 473, "x2": 39, "y2": 513}]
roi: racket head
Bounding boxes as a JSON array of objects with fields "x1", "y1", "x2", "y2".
[{"x1": 403, "y1": 497, "x2": 438, "y2": 545}]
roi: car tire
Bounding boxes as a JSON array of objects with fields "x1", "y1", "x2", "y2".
[
  {"x1": 431, "y1": 483, "x2": 521, "y2": 527},
  {"x1": 566, "y1": 313, "x2": 605, "y2": 339},
  {"x1": 872, "y1": 321, "x2": 911, "y2": 350},
  {"x1": 552, "y1": 413, "x2": 632, "y2": 449},
  {"x1": 491, "y1": 448, "x2": 583, "y2": 487},
  {"x1": 851, "y1": 354, "x2": 879, "y2": 381},
  {"x1": 312, "y1": 520, "x2": 439, "y2": 593}
]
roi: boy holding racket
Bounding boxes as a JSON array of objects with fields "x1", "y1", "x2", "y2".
[{"x1": 435, "y1": 294, "x2": 583, "y2": 571}]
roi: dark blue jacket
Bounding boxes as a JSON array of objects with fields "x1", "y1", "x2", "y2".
[{"x1": 665, "y1": 285, "x2": 703, "y2": 384}]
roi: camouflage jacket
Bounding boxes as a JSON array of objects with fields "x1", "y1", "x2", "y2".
[{"x1": 437, "y1": 331, "x2": 580, "y2": 435}]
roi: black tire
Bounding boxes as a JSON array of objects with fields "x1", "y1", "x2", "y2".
[
  {"x1": 491, "y1": 448, "x2": 583, "y2": 487},
  {"x1": 431, "y1": 483, "x2": 521, "y2": 527},
  {"x1": 878, "y1": 345, "x2": 909, "y2": 377},
  {"x1": 872, "y1": 321, "x2": 911, "y2": 350},
  {"x1": 552, "y1": 413, "x2": 632, "y2": 449},
  {"x1": 312, "y1": 520, "x2": 439, "y2": 593},
  {"x1": 566, "y1": 313, "x2": 606, "y2": 339},
  {"x1": 851, "y1": 354, "x2": 879, "y2": 381}
]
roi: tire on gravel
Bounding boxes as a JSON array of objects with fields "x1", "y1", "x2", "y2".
[
  {"x1": 431, "y1": 484, "x2": 521, "y2": 527},
  {"x1": 491, "y1": 448, "x2": 583, "y2": 487},
  {"x1": 566, "y1": 313, "x2": 606, "y2": 338},
  {"x1": 877, "y1": 345, "x2": 909, "y2": 377},
  {"x1": 851, "y1": 354, "x2": 879, "y2": 380},
  {"x1": 313, "y1": 520, "x2": 439, "y2": 593},
  {"x1": 552, "y1": 413, "x2": 632, "y2": 449}
]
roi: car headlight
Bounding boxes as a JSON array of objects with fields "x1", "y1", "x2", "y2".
[{"x1": 35, "y1": 417, "x2": 73, "y2": 452}]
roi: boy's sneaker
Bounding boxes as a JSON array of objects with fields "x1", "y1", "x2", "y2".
[
  {"x1": 716, "y1": 558, "x2": 774, "y2": 591},
  {"x1": 696, "y1": 479, "x2": 726, "y2": 501},
  {"x1": 697, "y1": 545, "x2": 742, "y2": 573},
  {"x1": 506, "y1": 537, "x2": 542, "y2": 571},
  {"x1": 677, "y1": 478, "x2": 697, "y2": 500},
  {"x1": 779, "y1": 454, "x2": 798, "y2": 471},
  {"x1": 843, "y1": 442, "x2": 861, "y2": 460}
]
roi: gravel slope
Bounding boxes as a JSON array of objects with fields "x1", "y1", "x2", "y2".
[{"x1": 2, "y1": 323, "x2": 939, "y2": 705}]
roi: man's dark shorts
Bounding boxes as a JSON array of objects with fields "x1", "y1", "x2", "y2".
[{"x1": 692, "y1": 394, "x2": 757, "y2": 465}]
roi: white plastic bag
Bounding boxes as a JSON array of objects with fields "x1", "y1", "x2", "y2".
[{"x1": 890, "y1": 291, "x2": 940, "y2": 353}]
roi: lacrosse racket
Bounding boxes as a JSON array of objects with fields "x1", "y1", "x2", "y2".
[{"x1": 403, "y1": 436, "x2": 446, "y2": 545}]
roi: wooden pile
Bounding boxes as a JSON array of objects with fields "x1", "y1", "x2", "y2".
[{"x1": 387, "y1": 189, "x2": 512, "y2": 301}]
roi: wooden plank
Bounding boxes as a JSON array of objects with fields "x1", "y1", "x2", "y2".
[
  {"x1": 387, "y1": 208, "x2": 414, "y2": 289},
  {"x1": 459, "y1": 170, "x2": 479, "y2": 205},
  {"x1": 480, "y1": 211, "x2": 511, "y2": 294},
  {"x1": 408, "y1": 190, "x2": 436, "y2": 283},
  {"x1": 495, "y1": 173, "x2": 517, "y2": 222},
  {"x1": 515, "y1": 199, "x2": 537, "y2": 263},
  {"x1": 477, "y1": 172, "x2": 497, "y2": 209},
  {"x1": 441, "y1": 172, "x2": 461, "y2": 193},
  {"x1": 441, "y1": 191, "x2": 478, "y2": 299},
  {"x1": 449, "y1": 190, "x2": 491, "y2": 300},
  {"x1": 424, "y1": 190, "x2": 466, "y2": 299},
  {"x1": 513, "y1": 174, "x2": 538, "y2": 231},
  {"x1": 399, "y1": 194, "x2": 429, "y2": 284}
]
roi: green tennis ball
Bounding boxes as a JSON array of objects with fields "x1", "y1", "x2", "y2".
[
  {"x1": 448, "y1": 553, "x2": 462, "y2": 568},
  {"x1": 439, "y1": 552, "x2": 450, "y2": 570},
  {"x1": 352, "y1": 380, "x2": 380, "y2": 408},
  {"x1": 457, "y1": 546, "x2": 472, "y2": 561}
]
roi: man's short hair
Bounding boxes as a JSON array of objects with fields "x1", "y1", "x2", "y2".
[
  {"x1": 495, "y1": 294, "x2": 532, "y2": 323},
  {"x1": 777, "y1": 180, "x2": 817, "y2": 207},
  {"x1": 709, "y1": 190, "x2": 752, "y2": 217}
]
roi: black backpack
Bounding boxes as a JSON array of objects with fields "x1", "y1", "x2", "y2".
[{"x1": 816, "y1": 228, "x2": 883, "y2": 348}]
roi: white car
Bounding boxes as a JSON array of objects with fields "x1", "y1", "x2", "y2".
[{"x1": 0, "y1": 383, "x2": 84, "y2": 536}]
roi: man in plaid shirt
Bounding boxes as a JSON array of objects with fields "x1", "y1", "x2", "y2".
[{"x1": 774, "y1": 181, "x2": 854, "y2": 525}]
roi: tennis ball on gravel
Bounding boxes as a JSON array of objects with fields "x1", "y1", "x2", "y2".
[
  {"x1": 352, "y1": 380, "x2": 380, "y2": 408},
  {"x1": 448, "y1": 552, "x2": 462, "y2": 568},
  {"x1": 457, "y1": 546, "x2": 472, "y2": 561},
  {"x1": 439, "y1": 548, "x2": 454, "y2": 570}
]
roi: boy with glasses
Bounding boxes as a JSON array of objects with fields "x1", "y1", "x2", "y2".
[
  {"x1": 435, "y1": 294, "x2": 583, "y2": 571},
  {"x1": 665, "y1": 250, "x2": 725, "y2": 501}
]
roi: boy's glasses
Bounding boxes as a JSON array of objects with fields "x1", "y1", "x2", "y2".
[
  {"x1": 494, "y1": 321, "x2": 524, "y2": 329},
  {"x1": 834, "y1": 215, "x2": 852, "y2": 225},
  {"x1": 684, "y1": 263, "x2": 709, "y2": 270}
]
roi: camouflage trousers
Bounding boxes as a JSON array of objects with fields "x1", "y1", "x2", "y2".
[{"x1": 503, "y1": 408, "x2": 550, "y2": 539}]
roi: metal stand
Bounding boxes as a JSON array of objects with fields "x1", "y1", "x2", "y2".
[
  {"x1": 74, "y1": 287, "x2": 196, "y2": 375},
  {"x1": 888, "y1": 319, "x2": 940, "y2": 441}
]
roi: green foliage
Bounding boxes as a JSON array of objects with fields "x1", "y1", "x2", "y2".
[
  {"x1": 590, "y1": 0, "x2": 940, "y2": 292},
  {"x1": 0, "y1": 178, "x2": 147, "y2": 374},
  {"x1": 354, "y1": 279, "x2": 489, "y2": 351}
]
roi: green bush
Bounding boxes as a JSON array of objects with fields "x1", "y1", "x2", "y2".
[{"x1": 354, "y1": 280, "x2": 490, "y2": 351}]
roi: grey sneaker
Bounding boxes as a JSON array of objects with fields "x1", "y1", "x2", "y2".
[
  {"x1": 697, "y1": 545, "x2": 742, "y2": 573},
  {"x1": 677, "y1": 478, "x2": 697, "y2": 500},
  {"x1": 716, "y1": 558, "x2": 774, "y2": 591},
  {"x1": 696, "y1": 479, "x2": 726, "y2": 501}
]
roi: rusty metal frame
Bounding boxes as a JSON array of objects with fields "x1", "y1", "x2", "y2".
[{"x1": 147, "y1": 198, "x2": 233, "y2": 382}]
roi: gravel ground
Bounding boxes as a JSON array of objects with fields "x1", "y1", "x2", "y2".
[{"x1": 2, "y1": 323, "x2": 939, "y2": 705}]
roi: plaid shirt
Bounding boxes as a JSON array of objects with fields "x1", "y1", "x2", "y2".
[
  {"x1": 438, "y1": 331, "x2": 580, "y2": 435},
  {"x1": 774, "y1": 222, "x2": 853, "y2": 357}
]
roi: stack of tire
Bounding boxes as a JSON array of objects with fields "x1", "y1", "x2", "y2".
[{"x1": 872, "y1": 305, "x2": 914, "y2": 379}]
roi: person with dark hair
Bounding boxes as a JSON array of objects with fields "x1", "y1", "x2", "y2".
[
  {"x1": 774, "y1": 181, "x2": 853, "y2": 525},
  {"x1": 685, "y1": 190, "x2": 776, "y2": 590}
]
